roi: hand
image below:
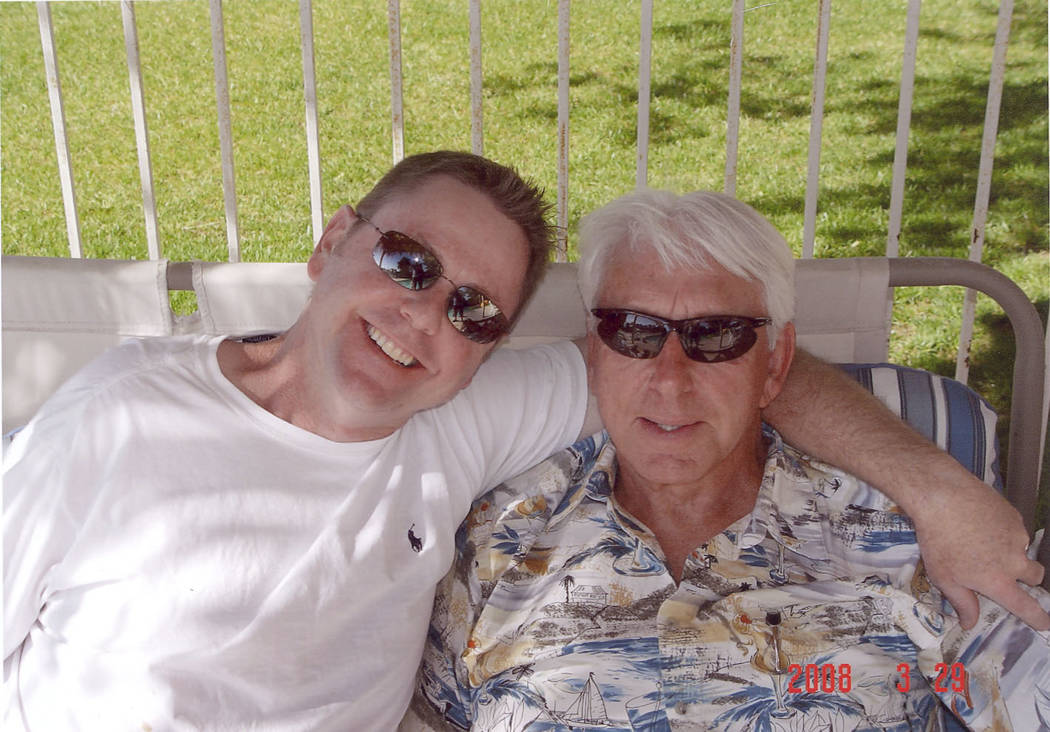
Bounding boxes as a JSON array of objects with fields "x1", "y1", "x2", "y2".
[
  {"x1": 762, "y1": 350, "x2": 1049, "y2": 629},
  {"x1": 912, "y1": 472, "x2": 1049, "y2": 631}
]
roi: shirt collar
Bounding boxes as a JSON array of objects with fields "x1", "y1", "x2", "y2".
[
  {"x1": 733, "y1": 426, "x2": 833, "y2": 562},
  {"x1": 572, "y1": 427, "x2": 832, "y2": 562},
  {"x1": 544, "y1": 430, "x2": 618, "y2": 531}
]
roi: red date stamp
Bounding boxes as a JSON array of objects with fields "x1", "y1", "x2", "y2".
[
  {"x1": 784, "y1": 662, "x2": 967, "y2": 694},
  {"x1": 895, "y1": 662, "x2": 968, "y2": 694},
  {"x1": 786, "y1": 663, "x2": 852, "y2": 693}
]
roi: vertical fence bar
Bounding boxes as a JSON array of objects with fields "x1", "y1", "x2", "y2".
[
  {"x1": 724, "y1": 0, "x2": 745, "y2": 196},
  {"x1": 36, "y1": 1, "x2": 82, "y2": 258},
  {"x1": 1044, "y1": 36, "x2": 1050, "y2": 488},
  {"x1": 121, "y1": 0, "x2": 160, "y2": 259},
  {"x1": 883, "y1": 0, "x2": 922, "y2": 344},
  {"x1": 209, "y1": 0, "x2": 240, "y2": 261},
  {"x1": 801, "y1": 0, "x2": 831, "y2": 259},
  {"x1": 1043, "y1": 316, "x2": 1050, "y2": 490},
  {"x1": 885, "y1": 0, "x2": 921, "y2": 260},
  {"x1": 635, "y1": 0, "x2": 654, "y2": 189},
  {"x1": 299, "y1": 0, "x2": 324, "y2": 244},
  {"x1": 955, "y1": 0, "x2": 1014, "y2": 384},
  {"x1": 555, "y1": 0, "x2": 570, "y2": 262},
  {"x1": 469, "y1": 0, "x2": 484, "y2": 156},
  {"x1": 387, "y1": 0, "x2": 405, "y2": 165}
]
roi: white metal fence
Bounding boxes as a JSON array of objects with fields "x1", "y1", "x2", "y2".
[{"x1": 16, "y1": 0, "x2": 1050, "y2": 471}]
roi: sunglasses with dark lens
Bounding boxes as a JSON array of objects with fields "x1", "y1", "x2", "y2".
[
  {"x1": 591, "y1": 308, "x2": 772, "y2": 363},
  {"x1": 362, "y1": 216, "x2": 510, "y2": 344}
]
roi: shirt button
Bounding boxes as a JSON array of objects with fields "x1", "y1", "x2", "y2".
[{"x1": 675, "y1": 701, "x2": 688, "y2": 715}]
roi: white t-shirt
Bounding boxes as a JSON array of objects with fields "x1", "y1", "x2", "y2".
[{"x1": 3, "y1": 335, "x2": 587, "y2": 731}]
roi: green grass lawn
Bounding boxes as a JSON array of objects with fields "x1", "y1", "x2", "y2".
[{"x1": 2, "y1": 0, "x2": 1047, "y2": 514}]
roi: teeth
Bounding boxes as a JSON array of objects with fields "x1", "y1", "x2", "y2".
[
  {"x1": 367, "y1": 326, "x2": 417, "y2": 367},
  {"x1": 656, "y1": 423, "x2": 679, "y2": 432}
]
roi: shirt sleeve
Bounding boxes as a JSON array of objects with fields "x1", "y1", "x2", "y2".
[
  {"x1": 917, "y1": 584, "x2": 1050, "y2": 729},
  {"x1": 2, "y1": 340, "x2": 151, "y2": 664},
  {"x1": 3, "y1": 382, "x2": 98, "y2": 661},
  {"x1": 822, "y1": 470, "x2": 1050, "y2": 729},
  {"x1": 443, "y1": 341, "x2": 588, "y2": 497}
]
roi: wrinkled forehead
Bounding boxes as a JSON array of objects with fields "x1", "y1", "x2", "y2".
[{"x1": 598, "y1": 244, "x2": 762, "y2": 309}]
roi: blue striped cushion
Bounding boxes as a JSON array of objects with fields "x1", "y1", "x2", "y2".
[{"x1": 838, "y1": 363, "x2": 1003, "y2": 492}]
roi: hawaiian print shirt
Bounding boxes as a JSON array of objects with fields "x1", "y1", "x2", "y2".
[{"x1": 406, "y1": 429, "x2": 1050, "y2": 731}]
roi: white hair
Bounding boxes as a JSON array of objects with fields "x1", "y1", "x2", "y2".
[{"x1": 577, "y1": 189, "x2": 795, "y2": 346}]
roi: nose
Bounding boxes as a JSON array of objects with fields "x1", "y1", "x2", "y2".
[
  {"x1": 644, "y1": 332, "x2": 695, "y2": 395},
  {"x1": 398, "y1": 281, "x2": 449, "y2": 336}
]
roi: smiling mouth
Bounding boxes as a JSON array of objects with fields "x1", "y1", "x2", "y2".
[
  {"x1": 367, "y1": 325, "x2": 418, "y2": 367},
  {"x1": 643, "y1": 418, "x2": 688, "y2": 433}
]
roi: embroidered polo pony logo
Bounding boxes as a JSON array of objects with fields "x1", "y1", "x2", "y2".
[{"x1": 408, "y1": 524, "x2": 423, "y2": 553}]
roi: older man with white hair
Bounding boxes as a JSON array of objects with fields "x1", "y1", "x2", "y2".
[{"x1": 408, "y1": 189, "x2": 1050, "y2": 731}]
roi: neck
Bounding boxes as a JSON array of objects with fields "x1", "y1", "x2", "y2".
[
  {"x1": 217, "y1": 334, "x2": 401, "y2": 442},
  {"x1": 614, "y1": 438, "x2": 766, "y2": 580}
]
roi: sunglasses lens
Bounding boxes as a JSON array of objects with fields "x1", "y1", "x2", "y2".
[
  {"x1": 366, "y1": 220, "x2": 507, "y2": 345},
  {"x1": 595, "y1": 311, "x2": 667, "y2": 359},
  {"x1": 594, "y1": 309, "x2": 766, "y2": 363},
  {"x1": 372, "y1": 232, "x2": 442, "y2": 290},
  {"x1": 682, "y1": 318, "x2": 758, "y2": 362},
  {"x1": 447, "y1": 287, "x2": 507, "y2": 344}
]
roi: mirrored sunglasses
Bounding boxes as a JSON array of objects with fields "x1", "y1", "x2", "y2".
[
  {"x1": 364, "y1": 217, "x2": 509, "y2": 344},
  {"x1": 591, "y1": 308, "x2": 772, "y2": 363}
]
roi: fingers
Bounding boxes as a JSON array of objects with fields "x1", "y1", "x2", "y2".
[
  {"x1": 1019, "y1": 558, "x2": 1045, "y2": 588},
  {"x1": 989, "y1": 582, "x2": 1050, "y2": 631},
  {"x1": 939, "y1": 584, "x2": 979, "y2": 630}
]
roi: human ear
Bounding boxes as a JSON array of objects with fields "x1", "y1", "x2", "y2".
[
  {"x1": 307, "y1": 206, "x2": 355, "y2": 281},
  {"x1": 759, "y1": 322, "x2": 796, "y2": 409}
]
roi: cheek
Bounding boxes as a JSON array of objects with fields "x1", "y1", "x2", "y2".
[
  {"x1": 455, "y1": 358, "x2": 482, "y2": 391},
  {"x1": 710, "y1": 356, "x2": 768, "y2": 394},
  {"x1": 706, "y1": 368, "x2": 768, "y2": 436},
  {"x1": 443, "y1": 340, "x2": 488, "y2": 391},
  {"x1": 590, "y1": 359, "x2": 641, "y2": 425},
  {"x1": 311, "y1": 264, "x2": 380, "y2": 315}
]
